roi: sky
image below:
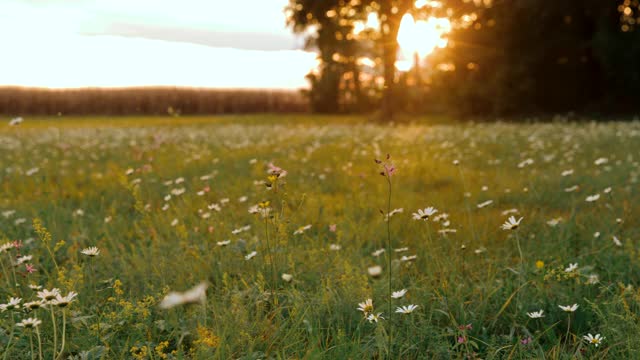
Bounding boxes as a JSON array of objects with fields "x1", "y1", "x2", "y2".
[{"x1": 0, "y1": 0, "x2": 317, "y2": 89}]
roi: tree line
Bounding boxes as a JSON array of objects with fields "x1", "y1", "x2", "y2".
[{"x1": 286, "y1": 0, "x2": 640, "y2": 118}]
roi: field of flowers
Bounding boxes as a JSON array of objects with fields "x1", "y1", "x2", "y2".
[{"x1": 1, "y1": 115, "x2": 639, "y2": 359}]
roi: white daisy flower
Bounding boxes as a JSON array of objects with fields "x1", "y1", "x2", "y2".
[
  {"x1": 546, "y1": 217, "x2": 563, "y2": 227},
  {"x1": 52, "y1": 291, "x2": 78, "y2": 308},
  {"x1": 0, "y1": 297, "x2": 22, "y2": 312},
  {"x1": 0, "y1": 242, "x2": 14, "y2": 253},
  {"x1": 585, "y1": 194, "x2": 600, "y2": 202},
  {"x1": 9, "y1": 117, "x2": 23, "y2": 126},
  {"x1": 293, "y1": 224, "x2": 312, "y2": 235},
  {"x1": 501, "y1": 216, "x2": 523, "y2": 230},
  {"x1": 385, "y1": 208, "x2": 404, "y2": 221},
  {"x1": 23, "y1": 301, "x2": 43, "y2": 311},
  {"x1": 517, "y1": 158, "x2": 534, "y2": 168},
  {"x1": 583, "y1": 333, "x2": 604, "y2": 347},
  {"x1": 412, "y1": 207, "x2": 438, "y2": 220},
  {"x1": 586, "y1": 274, "x2": 600, "y2": 285},
  {"x1": 612, "y1": 236, "x2": 622, "y2": 247},
  {"x1": 366, "y1": 312, "x2": 385, "y2": 323},
  {"x1": 527, "y1": 310, "x2": 544, "y2": 319},
  {"x1": 81, "y1": 246, "x2": 100, "y2": 257},
  {"x1": 15, "y1": 255, "x2": 32, "y2": 266},
  {"x1": 559, "y1": 303, "x2": 579, "y2": 312},
  {"x1": 395, "y1": 304, "x2": 419, "y2": 314},
  {"x1": 371, "y1": 248, "x2": 386, "y2": 257},
  {"x1": 368, "y1": 265, "x2": 382, "y2": 277},
  {"x1": 391, "y1": 289, "x2": 407, "y2": 299},
  {"x1": 594, "y1": 158, "x2": 608, "y2": 165},
  {"x1": 564, "y1": 263, "x2": 578, "y2": 272},
  {"x1": 159, "y1": 282, "x2": 208, "y2": 309},
  {"x1": 357, "y1": 299, "x2": 374, "y2": 315},
  {"x1": 16, "y1": 318, "x2": 42, "y2": 328}
]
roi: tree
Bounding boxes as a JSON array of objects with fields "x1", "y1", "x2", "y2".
[
  {"x1": 428, "y1": 0, "x2": 639, "y2": 116},
  {"x1": 286, "y1": 0, "x2": 366, "y2": 113}
]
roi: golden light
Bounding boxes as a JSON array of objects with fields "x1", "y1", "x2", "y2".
[
  {"x1": 366, "y1": 12, "x2": 380, "y2": 30},
  {"x1": 395, "y1": 60, "x2": 413, "y2": 72},
  {"x1": 357, "y1": 57, "x2": 377, "y2": 68},
  {"x1": 396, "y1": 14, "x2": 451, "y2": 61},
  {"x1": 353, "y1": 21, "x2": 367, "y2": 35},
  {"x1": 353, "y1": 12, "x2": 380, "y2": 36},
  {"x1": 415, "y1": 0, "x2": 443, "y2": 9}
]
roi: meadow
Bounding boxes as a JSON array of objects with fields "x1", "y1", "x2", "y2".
[{"x1": 0, "y1": 115, "x2": 639, "y2": 359}]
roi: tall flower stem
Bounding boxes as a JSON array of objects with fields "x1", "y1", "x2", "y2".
[
  {"x1": 29, "y1": 331, "x2": 35, "y2": 360},
  {"x1": 385, "y1": 174, "x2": 392, "y2": 358},
  {"x1": 10, "y1": 263, "x2": 20, "y2": 297},
  {"x1": 263, "y1": 214, "x2": 277, "y2": 306},
  {"x1": 564, "y1": 314, "x2": 572, "y2": 351},
  {"x1": 88, "y1": 259, "x2": 96, "y2": 295},
  {"x1": 35, "y1": 326, "x2": 43, "y2": 360},
  {"x1": 515, "y1": 230, "x2": 524, "y2": 312},
  {"x1": 2, "y1": 313, "x2": 16, "y2": 360},
  {"x1": 56, "y1": 309, "x2": 67, "y2": 360},
  {"x1": 49, "y1": 305, "x2": 57, "y2": 360},
  {"x1": 0, "y1": 256, "x2": 13, "y2": 289}
]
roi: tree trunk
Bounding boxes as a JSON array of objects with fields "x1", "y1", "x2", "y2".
[
  {"x1": 351, "y1": 62, "x2": 364, "y2": 112},
  {"x1": 380, "y1": 1, "x2": 411, "y2": 120}
]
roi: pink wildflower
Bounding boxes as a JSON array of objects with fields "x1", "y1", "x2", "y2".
[{"x1": 25, "y1": 264, "x2": 36, "y2": 274}]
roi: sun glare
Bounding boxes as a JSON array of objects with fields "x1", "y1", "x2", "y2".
[{"x1": 396, "y1": 14, "x2": 451, "y2": 64}]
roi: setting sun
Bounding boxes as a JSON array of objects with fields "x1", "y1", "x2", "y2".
[{"x1": 397, "y1": 14, "x2": 451, "y2": 60}]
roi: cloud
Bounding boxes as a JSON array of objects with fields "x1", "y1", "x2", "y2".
[
  {"x1": 89, "y1": 22, "x2": 303, "y2": 51},
  {"x1": 2, "y1": 0, "x2": 300, "y2": 51}
]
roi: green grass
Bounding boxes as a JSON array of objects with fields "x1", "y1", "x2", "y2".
[{"x1": 0, "y1": 115, "x2": 639, "y2": 359}]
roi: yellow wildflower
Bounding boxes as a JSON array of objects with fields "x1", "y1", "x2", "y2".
[{"x1": 194, "y1": 326, "x2": 220, "y2": 348}]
